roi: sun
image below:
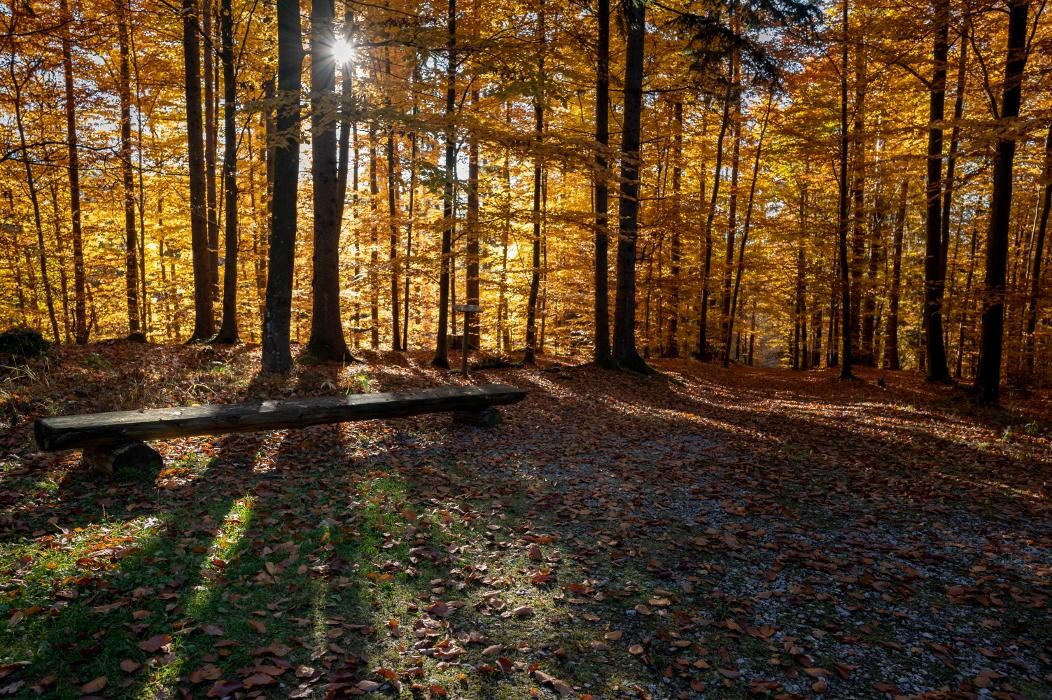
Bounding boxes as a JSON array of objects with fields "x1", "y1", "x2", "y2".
[{"x1": 332, "y1": 38, "x2": 355, "y2": 66}]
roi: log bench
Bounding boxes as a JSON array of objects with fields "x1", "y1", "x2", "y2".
[{"x1": 34, "y1": 383, "x2": 526, "y2": 476}]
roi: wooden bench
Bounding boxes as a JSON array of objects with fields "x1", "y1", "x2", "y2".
[{"x1": 34, "y1": 383, "x2": 526, "y2": 475}]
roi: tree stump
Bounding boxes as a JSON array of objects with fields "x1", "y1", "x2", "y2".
[{"x1": 83, "y1": 441, "x2": 163, "y2": 479}]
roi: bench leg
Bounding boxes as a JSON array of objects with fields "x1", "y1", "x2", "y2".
[
  {"x1": 83, "y1": 441, "x2": 163, "y2": 479},
  {"x1": 453, "y1": 407, "x2": 502, "y2": 428}
]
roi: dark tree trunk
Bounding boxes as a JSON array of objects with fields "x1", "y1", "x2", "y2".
[
  {"x1": 956, "y1": 224, "x2": 978, "y2": 378},
  {"x1": 700, "y1": 89, "x2": 732, "y2": 360},
  {"x1": 1024, "y1": 121, "x2": 1051, "y2": 374},
  {"x1": 976, "y1": 0, "x2": 1029, "y2": 404},
  {"x1": 728, "y1": 94, "x2": 772, "y2": 366},
  {"x1": 941, "y1": 16, "x2": 968, "y2": 277},
  {"x1": 261, "y1": 0, "x2": 302, "y2": 373},
  {"x1": 214, "y1": 0, "x2": 240, "y2": 343},
  {"x1": 524, "y1": 1, "x2": 545, "y2": 366},
  {"x1": 432, "y1": 0, "x2": 455, "y2": 369},
  {"x1": 924, "y1": 0, "x2": 952, "y2": 381},
  {"x1": 837, "y1": 0, "x2": 853, "y2": 378},
  {"x1": 464, "y1": 88, "x2": 480, "y2": 351},
  {"x1": 593, "y1": 0, "x2": 612, "y2": 366},
  {"x1": 368, "y1": 126, "x2": 380, "y2": 349},
  {"x1": 203, "y1": 0, "x2": 220, "y2": 304},
  {"x1": 117, "y1": 0, "x2": 140, "y2": 337},
  {"x1": 183, "y1": 0, "x2": 214, "y2": 341},
  {"x1": 663, "y1": 100, "x2": 683, "y2": 357},
  {"x1": 612, "y1": 0, "x2": 647, "y2": 372},
  {"x1": 388, "y1": 119, "x2": 402, "y2": 351},
  {"x1": 59, "y1": 0, "x2": 87, "y2": 343},
  {"x1": 720, "y1": 51, "x2": 742, "y2": 369},
  {"x1": 884, "y1": 180, "x2": 907, "y2": 370},
  {"x1": 849, "y1": 39, "x2": 865, "y2": 364}
]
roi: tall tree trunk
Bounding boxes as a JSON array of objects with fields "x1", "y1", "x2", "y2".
[
  {"x1": 261, "y1": 0, "x2": 302, "y2": 373},
  {"x1": 214, "y1": 0, "x2": 239, "y2": 342},
  {"x1": 183, "y1": 0, "x2": 215, "y2": 341},
  {"x1": 849, "y1": 38, "x2": 866, "y2": 363},
  {"x1": 432, "y1": 0, "x2": 456, "y2": 368},
  {"x1": 8, "y1": 50, "x2": 59, "y2": 342},
  {"x1": 884, "y1": 180, "x2": 907, "y2": 370},
  {"x1": 924, "y1": 0, "x2": 951, "y2": 381},
  {"x1": 465, "y1": 88, "x2": 480, "y2": 350},
  {"x1": 941, "y1": 16, "x2": 968, "y2": 277},
  {"x1": 720, "y1": 52, "x2": 742, "y2": 369},
  {"x1": 727, "y1": 93, "x2": 772, "y2": 365},
  {"x1": 117, "y1": 0, "x2": 140, "y2": 337},
  {"x1": 1024, "y1": 121, "x2": 1051, "y2": 374},
  {"x1": 388, "y1": 116, "x2": 402, "y2": 351},
  {"x1": 956, "y1": 224, "x2": 978, "y2": 378},
  {"x1": 700, "y1": 89, "x2": 732, "y2": 360},
  {"x1": 59, "y1": 0, "x2": 88, "y2": 343},
  {"x1": 612, "y1": 0, "x2": 647, "y2": 372},
  {"x1": 402, "y1": 66, "x2": 419, "y2": 351},
  {"x1": 837, "y1": 0, "x2": 853, "y2": 378},
  {"x1": 593, "y1": 0, "x2": 612, "y2": 366},
  {"x1": 368, "y1": 126, "x2": 380, "y2": 349},
  {"x1": 335, "y1": 3, "x2": 353, "y2": 227},
  {"x1": 976, "y1": 0, "x2": 1029, "y2": 404},
  {"x1": 524, "y1": 0, "x2": 545, "y2": 366},
  {"x1": 663, "y1": 100, "x2": 683, "y2": 357},
  {"x1": 203, "y1": 0, "x2": 220, "y2": 303}
]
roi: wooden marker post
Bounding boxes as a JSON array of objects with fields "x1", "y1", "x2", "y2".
[{"x1": 454, "y1": 304, "x2": 481, "y2": 377}]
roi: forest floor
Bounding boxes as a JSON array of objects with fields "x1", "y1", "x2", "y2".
[{"x1": 0, "y1": 342, "x2": 1048, "y2": 700}]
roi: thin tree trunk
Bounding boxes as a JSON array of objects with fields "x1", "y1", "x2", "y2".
[
  {"x1": 727, "y1": 93, "x2": 772, "y2": 364},
  {"x1": 1024, "y1": 121, "x2": 1051, "y2": 374},
  {"x1": 720, "y1": 48, "x2": 742, "y2": 369},
  {"x1": 369, "y1": 125, "x2": 380, "y2": 349},
  {"x1": 663, "y1": 100, "x2": 683, "y2": 357},
  {"x1": 59, "y1": 0, "x2": 87, "y2": 343},
  {"x1": 214, "y1": 0, "x2": 239, "y2": 342},
  {"x1": 956, "y1": 224, "x2": 978, "y2": 378},
  {"x1": 117, "y1": 0, "x2": 140, "y2": 337},
  {"x1": 837, "y1": 0, "x2": 853, "y2": 378},
  {"x1": 849, "y1": 38, "x2": 865, "y2": 363},
  {"x1": 261, "y1": 0, "x2": 302, "y2": 373},
  {"x1": 432, "y1": 0, "x2": 456, "y2": 368},
  {"x1": 466, "y1": 88, "x2": 480, "y2": 349},
  {"x1": 203, "y1": 0, "x2": 220, "y2": 303},
  {"x1": 388, "y1": 116, "x2": 402, "y2": 351},
  {"x1": 700, "y1": 88, "x2": 732, "y2": 360},
  {"x1": 976, "y1": 0, "x2": 1029, "y2": 404},
  {"x1": 524, "y1": 0, "x2": 545, "y2": 366},
  {"x1": 884, "y1": 179, "x2": 907, "y2": 370}
]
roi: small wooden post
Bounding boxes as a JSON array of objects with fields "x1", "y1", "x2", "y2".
[{"x1": 454, "y1": 304, "x2": 481, "y2": 377}]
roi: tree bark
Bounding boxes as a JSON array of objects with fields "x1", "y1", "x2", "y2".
[
  {"x1": 465, "y1": 88, "x2": 480, "y2": 350},
  {"x1": 837, "y1": 0, "x2": 853, "y2": 378},
  {"x1": 593, "y1": 0, "x2": 612, "y2": 366},
  {"x1": 524, "y1": 0, "x2": 545, "y2": 366},
  {"x1": 976, "y1": 0, "x2": 1029, "y2": 404},
  {"x1": 1024, "y1": 121, "x2": 1051, "y2": 374},
  {"x1": 612, "y1": 0, "x2": 647, "y2": 372},
  {"x1": 183, "y1": 0, "x2": 215, "y2": 341},
  {"x1": 720, "y1": 50, "x2": 742, "y2": 368},
  {"x1": 700, "y1": 89, "x2": 732, "y2": 360},
  {"x1": 117, "y1": 0, "x2": 141, "y2": 337},
  {"x1": 59, "y1": 0, "x2": 87, "y2": 343},
  {"x1": 203, "y1": 0, "x2": 220, "y2": 304},
  {"x1": 261, "y1": 0, "x2": 302, "y2": 373},
  {"x1": 213, "y1": 0, "x2": 239, "y2": 343},
  {"x1": 924, "y1": 0, "x2": 952, "y2": 381},
  {"x1": 432, "y1": 0, "x2": 456, "y2": 368}
]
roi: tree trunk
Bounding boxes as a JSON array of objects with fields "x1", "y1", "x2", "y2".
[
  {"x1": 214, "y1": 0, "x2": 240, "y2": 343},
  {"x1": 837, "y1": 0, "x2": 853, "y2": 378},
  {"x1": 700, "y1": 89, "x2": 732, "y2": 360},
  {"x1": 432, "y1": 0, "x2": 456, "y2": 369},
  {"x1": 261, "y1": 0, "x2": 302, "y2": 373},
  {"x1": 183, "y1": 0, "x2": 215, "y2": 341},
  {"x1": 663, "y1": 100, "x2": 683, "y2": 358},
  {"x1": 727, "y1": 93, "x2": 772, "y2": 366},
  {"x1": 465, "y1": 89, "x2": 480, "y2": 350},
  {"x1": 849, "y1": 38, "x2": 866, "y2": 364},
  {"x1": 1024, "y1": 121, "x2": 1051, "y2": 374},
  {"x1": 524, "y1": 0, "x2": 545, "y2": 366},
  {"x1": 923, "y1": 0, "x2": 951, "y2": 381},
  {"x1": 720, "y1": 50, "x2": 742, "y2": 369},
  {"x1": 368, "y1": 126, "x2": 381, "y2": 349},
  {"x1": 976, "y1": 0, "x2": 1029, "y2": 404},
  {"x1": 203, "y1": 0, "x2": 220, "y2": 304},
  {"x1": 117, "y1": 0, "x2": 140, "y2": 337},
  {"x1": 59, "y1": 0, "x2": 88, "y2": 343},
  {"x1": 884, "y1": 180, "x2": 907, "y2": 370},
  {"x1": 593, "y1": 0, "x2": 612, "y2": 366},
  {"x1": 612, "y1": 0, "x2": 647, "y2": 372},
  {"x1": 388, "y1": 119, "x2": 402, "y2": 351}
]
